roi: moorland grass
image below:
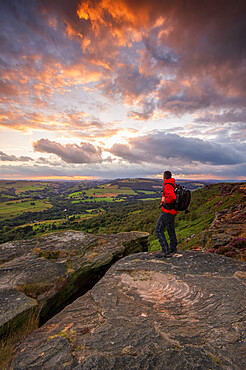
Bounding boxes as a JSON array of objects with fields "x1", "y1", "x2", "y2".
[{"x1": 0, "y1": 308, "x2": 40, "y2": 369}]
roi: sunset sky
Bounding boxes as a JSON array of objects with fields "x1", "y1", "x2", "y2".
[{"x1": 0, "y1": 0, "x2": 245, "y2": 180}]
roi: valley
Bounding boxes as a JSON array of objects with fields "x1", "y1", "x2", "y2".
[
  {"x1": 0, "y1": 178, "x2": 203, "y2": 244},
  {"x1": 0, "y1": 179, "x2": 245, "y2": 261}
]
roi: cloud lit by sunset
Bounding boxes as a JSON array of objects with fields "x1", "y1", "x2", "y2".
[{"x1": 0, "y1": 0, "x2": 245, "y2": 180}]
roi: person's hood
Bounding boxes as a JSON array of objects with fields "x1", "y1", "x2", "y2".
[{"x1": 163, "y1": 177, "x2": 176, "y2": 186}]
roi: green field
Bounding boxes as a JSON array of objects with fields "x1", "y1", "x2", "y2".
[
  {"x1": 0, "y1": 180, "x2": 157, "y2": 228},
  {"x1": 71, "y1": 197, "x2": 124, "y2": 203},
  {"x1": 0, "y1": 181, "x2": 53, "y2": 194},
  {"x1": 0, "y1": 199, "x2": 52, "y2": 220},
  {"x1": 137, "y1": 190, "x2": 157, "y2": 194},
  {"x1": 24, "y1": 214, "x2": 98, "y2": 230},
  {"x1": 139, "y1": 198, "x2": 160, "y2": 201},
  {"x1": 69, "y1": 186, "x2": 136, "y2": 199}
]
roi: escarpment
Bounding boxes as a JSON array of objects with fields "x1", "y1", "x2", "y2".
[
  {"x1": 201, "y1": 183, "x2": 246, "y2": 260},
  {"x1": 0, "y1": 230, "x2": 148, "y2": 337},
  {"x1": 11, "y1": 251, "x2": 246, "y2": 370}
]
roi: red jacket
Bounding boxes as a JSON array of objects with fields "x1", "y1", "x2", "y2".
[{"x1": 162, "y1": 178, "x2": 178, "y2": 215}]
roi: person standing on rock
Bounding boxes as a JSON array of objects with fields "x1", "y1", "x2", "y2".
[{"x1": 155, "y1": 171, "x2": 178, "y2": 258}]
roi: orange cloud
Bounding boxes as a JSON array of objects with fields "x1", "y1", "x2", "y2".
[
  {"x1": 0, "y1": 109, "x2": 121, "y2": 140},
  {"x1": 1, "y1": 0, "x2": 246, "y2": 183},
  {"x1": 77, "y1": 0, "x2": 150, "y2": 47},
  {"x1": 34, "y1": 175, "x2": 100, "y2": 180},
  {"x1": 76, "y1": 0, "x2": 246, "y2": 106},
  {"x1": 0, "y1": 53, "x2": 107, "y2": 110},
  {"x1": 77, "y1": 0, "x2": 150, "y2": 30},
  {"x1": 0, "y1": 173, "x2": 100, "y2": 181}
]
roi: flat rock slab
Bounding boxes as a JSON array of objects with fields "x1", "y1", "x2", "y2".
[
  {"x1": 0, "y1": 230, "x2": 148, "y2": 335},
  {"x1": 12, "y1": 251, "x2": 246, "y2": 369}
]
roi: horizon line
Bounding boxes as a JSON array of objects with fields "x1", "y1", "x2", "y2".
[{"x1": 0, "y1": 177, "x2": 245, "y2": 183}]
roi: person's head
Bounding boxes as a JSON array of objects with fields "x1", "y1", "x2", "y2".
[{"x1": 164, "y1": 171, "x2": 172, "y2": 179}]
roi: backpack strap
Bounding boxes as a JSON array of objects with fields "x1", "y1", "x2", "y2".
[
  {"x1": 163, "y1": 202, "x2": 175, "y2": 210},
  {"x1": 165, "y1": 182, "x2": 176, "y2": 190}
]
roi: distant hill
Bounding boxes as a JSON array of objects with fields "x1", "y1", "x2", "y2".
[{"x1": 107, "y1": 178, "x2": 208, "y2": 191}]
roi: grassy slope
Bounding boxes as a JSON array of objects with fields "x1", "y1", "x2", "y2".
[
  {"x1": 0, "y1": 199, "x2": 52, "y2": 221},
  {"x1": 175, "y1": 183, "x2": 245, "y2": 252},
  {"x1": 68, "y1": 186, "x2": 137, "y2": 199},
  {"x1": 0, "y1": 181, "x2": 53, "y2": 194}
]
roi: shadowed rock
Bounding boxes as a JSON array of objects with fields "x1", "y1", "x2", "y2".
[
  {"x1": 0, "y1": 288, "x2": 37, "y2": 335},
  {"x1": 11, "y1": 251, "x2": 246, "y2": 369},
  {"x1": 0, "y1": 230, "x2": 148, "y2": 336}
]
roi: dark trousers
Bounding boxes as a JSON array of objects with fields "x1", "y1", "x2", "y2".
[{"x1": 155, "y1": 212, "x2": 177, "y2": 254}]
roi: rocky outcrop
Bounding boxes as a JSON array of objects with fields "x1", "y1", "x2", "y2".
[
  {"x1": 0, "y1": 230, "x2": 148, "y2": 336},
  {"x1": 201, "y1": 183, "x2": 246, "y2": 261},
  {"x1": 11, "y1": 251, "x2": 246, "y2": 369}
]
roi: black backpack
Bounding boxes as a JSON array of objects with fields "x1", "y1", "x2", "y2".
[{"x1": 164, "y1": 183, "x2": 191, "y2": 212}]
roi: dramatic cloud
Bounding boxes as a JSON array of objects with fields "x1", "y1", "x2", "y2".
[
  {"x1": 128, "y1": 99, "x2": 157, "y2": 121},
  {"x1": 0, "y1": 151, "x2": 33, "y2": 162},
  {"x1": 110, "y1": 132, "x2": 246, "y2": 166},
  {"x1": 71, "y1": 0, "x2": 246, "y2": 110},
  {"x1": 0, "y1": 109, "x2": 120, "y2": 140},
  {"x1": 33, "y1": 139, "x2": 103, "y2": 163},
  {"x1": 195, "y1": 108, "x2": 246, "y2": 125},
  {"x1": 1, "y1": 0, "x2": 246, "y2": 112},
  {"x1": 156, "y1": 78, "x2": 239, "y2": 115},
  {"x1": 0, "y1": 0, "x2": 245, "y2": 180},
  {"x1": 100, "y1": 65, "x2": 160, "y2": 103}
]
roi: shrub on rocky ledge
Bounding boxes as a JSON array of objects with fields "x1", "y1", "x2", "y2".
[
  {"x1": 208, "y1": 237, "x2": 246, "y2": 259},
  {"x1": 229, "y1": 237, "x2": 246, "y2": 249}
]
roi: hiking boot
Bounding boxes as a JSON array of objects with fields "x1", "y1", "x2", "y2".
[
  {"x1": 169, "y1": 248, "x2": 178, "y2": 256},
  {"x1": 153, "y1": 251, "x2": 171, "y2": 258}
]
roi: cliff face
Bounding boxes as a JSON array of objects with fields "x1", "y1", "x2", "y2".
[
  {"x1": 11, "y1": 251, "x2": 246, "y2": 370},
  {"x1": 0, "y1": 230, "x2": 148, "y2": 337}
]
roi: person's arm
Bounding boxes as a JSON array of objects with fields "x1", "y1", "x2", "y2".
[
  {"x1": 165, "y1": 185, "x2": 176, "y2": 203},
  {"x1": 160, "y1": 188, "x2": 165, "y2": 206}
]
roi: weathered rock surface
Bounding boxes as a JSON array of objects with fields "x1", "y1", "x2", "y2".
[
  {"x1": 12, "y1": 251, "x2": 246, "y2": 369},
  {"x1": 0, "y1": 230, "x2": 148, "y2": 336}
]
